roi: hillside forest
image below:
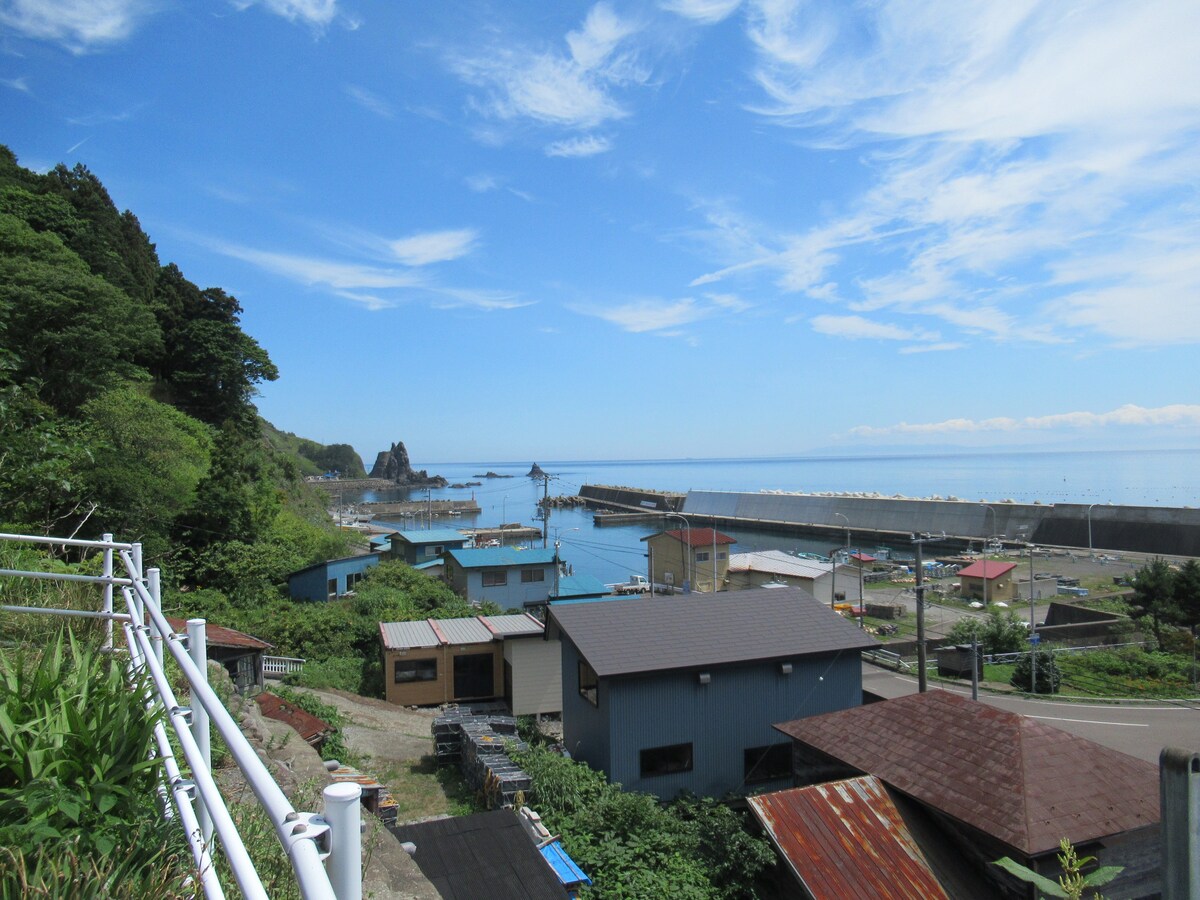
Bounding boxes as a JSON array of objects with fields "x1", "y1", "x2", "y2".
[{"x1": 0, "y1": 145, "x2": 477, "y2": 692}]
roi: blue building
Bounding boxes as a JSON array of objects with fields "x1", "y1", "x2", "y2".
[
  {"x1": 444, "y1": 547, "x2": 558, "y2": 608},
  {"x1": 287, "y1": 553, "x2": 381, "y2": 602},
  {"x1": 548, "y1": 573, "x2": 612, "y2": 604},
  {"x1": 386, "y1": 528, "x2": 468, "y2": 566},
  {"x1": 546, "y1": 586, "x2": 877, "y2": 798}
]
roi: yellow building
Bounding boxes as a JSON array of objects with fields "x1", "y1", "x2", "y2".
[{"x1": 642, "y1": 527, "x2": 736, "y2": 593}]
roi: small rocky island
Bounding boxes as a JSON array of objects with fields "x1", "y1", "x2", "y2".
[
  {"x1": 368, "y1": 441, "x2": 447, "y2": 487},
  {"x1": 527, "y1": 463, "x2": 547, "y2": 478}
]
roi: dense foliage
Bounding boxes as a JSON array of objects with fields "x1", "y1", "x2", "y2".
[
  {"x1": 512, "y1": 744, "x2": 776, "y2": 899},
  {"x1": 1009, "y1": 648, "x2": 1062, "y2": 693},
  {"x1": 1127, "y1": 557, "x2": 1200, "y2": 646},
  {"x1": 0, "y1": 630, "x2": 197, "y2": 897},
  {"x1": 944, "y1": 607, "x2": 1031, "y2": 654}
]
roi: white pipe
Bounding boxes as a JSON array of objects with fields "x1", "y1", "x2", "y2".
[
  {"x1": 103, "y1": 533, "x2": 114, "y2": 651},
  {"x1": 187, "y1": 619, "x2": 214, "y2": 846},
  {"x1": 0, "y1": 605, "x2": 130, "y2": 620},
  {"x1": 323, "y1": 783, "x2": 363, "y2": 900},
  {"x1": 0, "y1": 531, "x2": 134, "y2": 550},
  {"x1": 149, "y1": 568, "x2": 164, "y2": 669},
  {"x1": 0, "y1": 568, "x2": 131, "y2": 586}
]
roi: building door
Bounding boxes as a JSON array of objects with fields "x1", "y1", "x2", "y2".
[{"x1": 453, "y1": 653, "x2": 494, "y2": 699}]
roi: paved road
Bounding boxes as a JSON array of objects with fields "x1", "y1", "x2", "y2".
[{"x1": 863, "y1": 663, "x2": 1200, "y2": 764}]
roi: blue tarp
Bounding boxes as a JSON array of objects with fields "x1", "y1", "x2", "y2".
[{"x1": 538, "y1": 840, "x2": 591, "y2": 889}]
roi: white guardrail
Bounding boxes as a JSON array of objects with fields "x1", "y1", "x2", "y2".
[{"x1": 0, "y1": 532, "x2": 361, "y2": 900}]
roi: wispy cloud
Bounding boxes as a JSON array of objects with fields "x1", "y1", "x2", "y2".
[
  {"x1": 389, "y1": 229, "x2": 479, "y2": 266},
  {"x1": 230, "y1": 0, "x2": 339, "y2": 29},
  {"x1": 581, "y1": 298, "x2": 707, "y2": 333},
  {"x1": 809, "y1": 314, "x2": 937, "y2": 343},
  {"x1": 691, "y1": 1, "x2": 1200, "y2": 349},
  {"x1": 344, "y1": 84, "x2": 393, "y2": 118},
  {"x1": 449, "y1": 2, "x2": 647, "y2": 134},
  {"x1": 850, "y1": 404, "x2": 1200, "y2": 438},
  {"x1": 661, "y1": 0, "x2": 742, "y2": 25},
  {"x1": 0, "y1": 0, "x2": 158, "y2": 52},
  {"x1": 2, "y1": 75, "x2": 30, "y2": 92},
  {"x1": 213, "y1": 243, "x2": 426, "y2": 293},
  {"x1": 465, "y1": 173, "x2": 499, "y2": 192},
  {"x1": 545, "y1": 135, "x2": 612, "y2": 157}
]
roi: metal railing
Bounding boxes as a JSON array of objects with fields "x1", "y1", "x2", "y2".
[
  {"x1": 0, "y1": 532, "x2": 362, "y2": 899},
  {"x1": 264, "y1": 655, "x2": 307, "y2": 679}
]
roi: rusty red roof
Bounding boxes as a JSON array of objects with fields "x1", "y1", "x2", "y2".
[
  {"x1": 166, "y1": 617, "x2": 272, "y2": 650},
  {"x1": 849, "y1": 552, "x2": 877, "y2": 563},
  {"x1": 659, "y1": 528, "x2": 737, "y2": 548},
  {"x1": 749, "y1": 776, "x2": 949, "y2": 900},
  {"x1": 256, "y1": 693, "x2": 333, "y2": 745},
  {"x1": 774, "y1": 690, "x2": 1158, "y2": 856},
  {"x1": 957, "y1": 560, "x2": 1017, "y2": 579}
]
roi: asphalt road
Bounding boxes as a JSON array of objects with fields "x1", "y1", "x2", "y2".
[{"x1": 863, "y1": 664, "x2": 1200, "y2": 764}]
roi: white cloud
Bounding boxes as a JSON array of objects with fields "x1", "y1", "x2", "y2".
[
  {"x1": 450, "y1": 3, "x2": 646, "y2": 133},
  {"x1": 431, "y1": 287, "x2": 534, "y2": 311},
  {"x1": 214, "y1": 243, "x2": 426, "y2": 291},
  {"x1": 850, "y1": 404, "x2": 1200, "y2": 437},
  {"x1": 0, "y1": 0, "x2": 157, "y2": 51},
  {"x1": 465, "y1": 173, "x2": 499, "y2": 192},
  {"x1": 580, "y1": 297, "x2": 709, "y2": 333},
  {"x1": 692, "y1": 1, "x2": 1200, "y2": 349},
  {"x1": 2, "y1": 76, "x2": 30, "y2": 92},
  {"x1": 661, "y1": 0, "x2": 742, "y2": 24},
  {"x1": 231, "y1": 0, "x2": 338, "y2": 29},
  {"x1": 344, "y1": 84, "x2": 393, "y2": 118},
  {"x1": 545, "y1": 135, "x2": 612, "y2": 157},
  {"x1": 389, "y1": 229, "x2": 479, "y2": 266},
  {"x1": 810, "y1": 314, "x2": 936, "y2": 342}
]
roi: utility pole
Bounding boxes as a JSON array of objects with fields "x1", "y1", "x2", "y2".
[
  {"x1": 425, "y1": 488, "x2": 432, "y2": 530},
  {"x1": 911, "y1": 533, "x2": 941, "y2": 693},
  {"x1": 541, "y1": 474, "x2": 550, "y2": 549}
]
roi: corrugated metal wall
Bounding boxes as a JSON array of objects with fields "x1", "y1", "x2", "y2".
[
  {"x1": 559, "y1": 637, "x2": 611, "y2": 775},
  {"x1": 606, "y1": 652, "x2": 863, "y2": 798}
]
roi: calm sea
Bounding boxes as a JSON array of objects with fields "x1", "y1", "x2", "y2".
[{"x1": 355, "y1": 449, "x2": 1198, "y2": 587}]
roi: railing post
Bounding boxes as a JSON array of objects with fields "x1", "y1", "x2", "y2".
[
  {"x1": 187, "y1": 618, "x2": 214, "y2": 846},
  {"x1": 130, "y1": 542, "x2": 145, "y2": 622},
  {"x1": 102, "y1": 533, "x2": 114, "y2": 651},
  {"x1": 323, "y1": 782, "x2": 363, "y2": 900},
  {"x1": 148, "y1": 568, "x2": 164, "y2": 669}
]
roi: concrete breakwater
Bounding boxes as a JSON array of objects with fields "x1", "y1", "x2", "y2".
[{"x1": 578, "y1": 485, "x2": 1200, "y2": 557}]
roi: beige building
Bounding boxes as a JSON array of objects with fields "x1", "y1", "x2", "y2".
[
  {"x1": 642, "y1": 527, "x2": 736, "y2": 592},
  {"x1": 958, "y1": 560, "x2": 1018, "y2": 603},
  {"x1": 379, "y1": 614, "x2": 561, "y2": 714},
  {"x1": 725, "y1": 550, "x2": 863, "y2": 604}
]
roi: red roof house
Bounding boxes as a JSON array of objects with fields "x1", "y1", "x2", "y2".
[{"x1": 957, "y1": 560, "x2": 1019, "y2": 603}]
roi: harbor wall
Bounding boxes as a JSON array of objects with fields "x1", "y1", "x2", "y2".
[{"x1": 578, "y1": 485, "x2": 1200, "y2": 557}]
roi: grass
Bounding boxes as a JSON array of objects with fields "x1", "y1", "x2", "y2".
[{"x1": 372, "y1": 755, "x2": 481, "y2": 821}]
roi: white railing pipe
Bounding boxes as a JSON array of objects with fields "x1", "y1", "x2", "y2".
[
  {"x1": 103, "y1": 533, "x2": 114, "y2": 650},
  {"x1": 123, "y1": 610, "x2": 269, "y2": 900},
  {"x1": 187, "y1": 618, "x2": 214, "y2": 846},
  {"x1": 0, "y1": 531, "x2": 134, "y2": 551},
  {"x1": 121, "y1": 569, "x2": 338, "y2": 899},
  {"x1": 0, "y1": 568, "x2": 131, "y2": 586},
  {"x1": 323, "y1": 783, "x2": 363, "y2": 900},
  {"x1": 148, "y1": 568, "x2": 164, "y2": 669},
  {"x1": 0, "y1": 605, "x2": 130, "y2": 620}
]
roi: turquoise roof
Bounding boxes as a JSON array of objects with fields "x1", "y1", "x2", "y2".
[
  {"x1": 550, "y1": 574, "x2": 610, "y2": 599},
  {"x1": 391, "y1": 528, "x2": 468, "y2": 545},
  {"x1": 446, "y1": 547, "x2": 556, "y2": 569},
  {"x1": 412, "y1": 559, "x2": 443, "y2": 571}
]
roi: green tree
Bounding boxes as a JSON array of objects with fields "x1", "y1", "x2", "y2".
[
  {"x1": 1010, "y1": 648, "x2": 1062, "y2": 694},
  {"x1": 1171, "y1": 559, "x2": 1200, "y2": 631},
  {"x1": 1128, "y1": 558, "x2": 1182, "y2": 646},
  {"x1": 78, "y1": 387, "x2": 212, "y2": 553},
  {"x1": 946, "y1": 607, "x2": 1030, "y2": 654}
]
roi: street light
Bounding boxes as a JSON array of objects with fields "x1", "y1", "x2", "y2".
[
  {"x1": 665, "y1": 513, "x2": 691, "y2": 593},
  {"x1": 1087, "y1": 503, "x2": 1098, "y2": 558},
  {"x1": 832, "y1": 512, "x2": 849, "y2": 611}
]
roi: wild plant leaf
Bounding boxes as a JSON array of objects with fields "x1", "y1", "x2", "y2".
[
  {"x1": 993, "y1": 857, "x2": 1069, "y2": 897},
  {"x1": 1082, "y1": 865, "x2": 1125, "y2": 886}
]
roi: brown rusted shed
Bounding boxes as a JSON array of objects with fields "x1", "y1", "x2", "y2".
[
  {"x1": 749, "y1": 775, "x2": 949, "y2": 900},
  {"x1": 256, "y1": 693, "x2": 333, "y2": 746},
  {"x1": 774, "y1": 690, "x2": 1159, "y2": 856}
]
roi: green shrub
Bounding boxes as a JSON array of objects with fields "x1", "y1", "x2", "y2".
[
  {"x1": 0, "y1": 629, "x2": 194, "y2": 892},
  {"x1": 1010, "y1": 649, "x2": 1062, "y2": 693},
  {"x1": 285, "y1": 655, "x2": 365, "y2": 693},
  {"x1": 269, "y1": 686, "x2": 350, "y2": 762}
]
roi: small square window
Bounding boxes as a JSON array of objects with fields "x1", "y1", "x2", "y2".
[
  {"x1": 578, "y1": 659, "x2": 598, "y2": 706},
  {"x1": 521, "y1": 568, "x2": 545, "y2": 583},
  {"x1": 482, "y1": 570, "x2": 507, "y2": 587},
  {"x1": 695, "y1": 551, "x2": 710, "y2": 563},
  {"x1": 743, "y1": 744, "x2": 792, "y2": 783},
  {"x1": 394, "y1": 658, "x2": 437, "y2": 684}
]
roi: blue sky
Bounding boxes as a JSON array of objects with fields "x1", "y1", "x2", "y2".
[{"x1": 3, "y1": 0, "x2": 1200, "y2": 465}]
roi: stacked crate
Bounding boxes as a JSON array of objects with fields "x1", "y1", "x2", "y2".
[{"x1": 431, "y1": 704, "x2": 533, "y2": 809}]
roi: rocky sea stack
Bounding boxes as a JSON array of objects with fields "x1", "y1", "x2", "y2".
[
  {"x1": 368, "y1": 441, "x2": 447, "y2": 487},
  {"x1": 527, "y1": 463, "x2": 547, "y2": 478}
]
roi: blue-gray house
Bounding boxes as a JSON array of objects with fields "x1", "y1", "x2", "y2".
[
  {"x1": 546, "y1": 586, "x2": 877, "y2": 798},
  {"x1": 386, "y1": 528, "x2": 468, "y2": 566},
  {"x1": 444, "y1": 547, "x2": 558, "y2": 608},
  {"x1": 287, "y1": 553, "x2": 381, "y2": 602}
]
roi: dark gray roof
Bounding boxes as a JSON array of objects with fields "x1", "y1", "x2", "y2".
[
  {"x1": 389, "y1": 809, "x2": 565, "y2": 900},
  {"x1": 549, "y1": 586, "x2": 878, "y2": 677}
]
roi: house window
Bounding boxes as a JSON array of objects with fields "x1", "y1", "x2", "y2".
[
  {"x1": 578, "y1": 659, "x2": 598, "y2": 706},
  {"x1": 743, "y1": 744, "x2": 792, "y2": 783},
  {"x1": 345, "y1": 571, "x2": 365, "y2": 592},
  {"x1": 326, "y1": 578, "x2": 337, "y2": 597},
  {"x1": 695, "y1": 551, "x2": 710, "y2": 563},
  {"x1": 640, "y1": 743, "x2": 693, "y2": 778},
  {"x1": 717, "y1": 552, "x2": 726, "y2": 560},
  {"x1": 394, "y1": 658, "x2": 437, "y2": 684},
  {"x1": 482, "y1": 570, "x2": 507, "y2": 587},
  {"x1": 521, "y1": 568, "x2": 545, "y2": 583}
]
